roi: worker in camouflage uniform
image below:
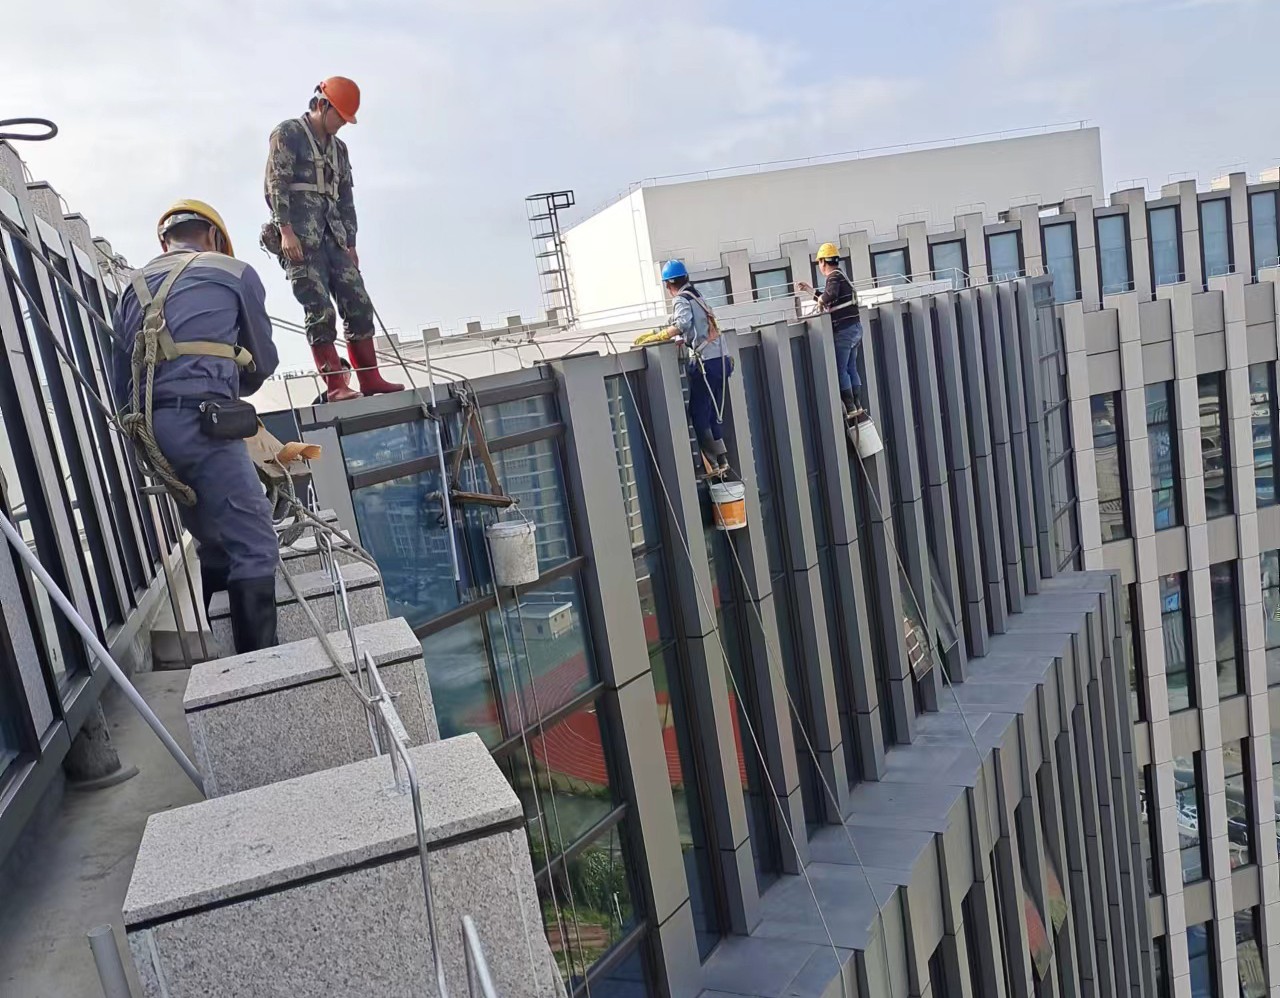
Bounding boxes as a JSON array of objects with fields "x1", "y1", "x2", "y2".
[{"x1": 263, "y1": 76, "x2": 402, "y2": 402}]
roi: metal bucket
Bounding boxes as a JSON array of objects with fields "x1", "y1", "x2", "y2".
[
  {"x1": 708, "y1": 480, "x2": 747, "y2": 531},
  {"x1": 485, "y1": 520, "x2": 540, "y2": 587},
  {"x1": 849, "y1": 415, "x2": 884, "y2": 460}
]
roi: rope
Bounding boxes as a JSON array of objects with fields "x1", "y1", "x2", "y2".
[{"x1": 0, "y1": 117, "x2": 58, "y2": 142}]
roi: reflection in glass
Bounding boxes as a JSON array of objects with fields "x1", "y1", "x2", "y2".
[
  {"x1": 987, "y1": 231, "x2": 1022, "y2": 281},
  {"x1": 1236, "y1": 909, "x2": 1266, "y2": 998},
  {"x1": 419, "y1": 618, "x2": 500, "y2": 747},
  {"x1": 1161, "y1": 575, "x2": 1193, "y2": 713},
  {"x1": 1250, "y1": 191, "x2": 1279, "y2": 276},
  {"x1": 1146, "y1": 382, "x2": 1180, "y2": 529},
  {"x1": 1175, "y1": 753, "x2": 1204, "y2": 884},
  {"x1": 1199, "y1": 198, "x2": 1232, "y2": 279},
  {"x1": 691, "y1": 277, "x2": 731, "y2": 308},
  {"x1": 871, "y1": 248, "x2": 908, "y2": 286},
  {"x1": 1223, "y1": 739, "x2": 1252, "y2": 870},
  {"x1": 750, "y1": 268, "x2": 791, "y2": 302},
  {"x1": 488, "y1": 576, "x2": 596, "y2": 732},
  {"x1": 1124, "y1": 585, "x2": 1145, "y2": 722},
  {"x1": 929, "y1": 240, "x2": 966, "y2": 288},
  {"x1": 1090, "y1": 393, "x2": 1128, "y2": 541},
  {"x1": 589, "y1": 942, "x2": 649, "y2": 998},
  {"x1": 1149, "y1": 206, "x2": 1182, "y2": 286},
  {"x1": 1210, "y1": 562, "x2": 1241, "y2": 700},
  {"x1": 340, "y1": 420, "x2": 432, "y2": 473},
  {"x1": 491, "y1": 438, "x2": 575, "y2": 571},
  {"x1": 1187, "y1": 921, "x2": 1214, "y2": 998},
  {"x1": 1042, "y1": 222, "x2": 1078, "y2": 302},
  {"x1": 1252, "y1": 363, "x2": 1277, "y2": 508},
  {"x1": 1198, "y1": 373, "x2": 1232, "y2": 518},
  {"x1": 1097, "y1": 214, "x2": 1133, "y2": 294},
  {"x1": 1139, "y1": 765, "x2": 1160, "y2": 895},
  {"x1": 1264, "y1": 551, "x2": 1280, "y2": 688}
]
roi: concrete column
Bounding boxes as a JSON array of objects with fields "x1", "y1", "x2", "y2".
[
  {"x1": 996, "y1": 282, "x2": 1042, "y2": 595},
  {"x1": 1111, "y1": 188, "x2": 1153, "y2": 302},
  {"x1": 780, "y1": 238, "x2": 812, "y2": 298},
  {"x1": 842, "y1": 229, "x2": 872, "y2": 288},
  {"x1": 639, "y1": 343, "x2": 761, "y2": 933},
  {"x1": 802, "y1": 317, "x2": 886, "y2": 779},
  {"x1": 1017, "y1": 280, "x2": 1060, "y2": 580},
  {"x1": 1011, "y1": 204, "x2": 1045, "y2": 277},
  {"x1": 898, "y1": 221, "x2": 930, "y2": 282},
  {"x1": 1225, "y1": 172, "x2": 1252, "y2": 281},
  {"x1": 721, "y1": 249, "x2": 751, "y2": 308},
  {"x1": 1160, "y1": 180, "x2": 1201, "y2": 289},
  {"x1": 1066, "y1": 196, "x2": 1101, "y2": 311},
  {"x1": 757, "y1": 322, "x2": 848, "y2": 818},
  {"x1": 955, "y1": 213, "x2": 989, "y2": 285},
  {"x1": 932, "y1": 295, "x2": 990, "y2": 658},
  {"x1": 550, "y1": 353, "x2": 702, "y2": 993}
]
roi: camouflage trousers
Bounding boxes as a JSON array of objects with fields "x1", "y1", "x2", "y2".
[{"x1": 284, "y1": 236, "x2": 377, "y2": 345}]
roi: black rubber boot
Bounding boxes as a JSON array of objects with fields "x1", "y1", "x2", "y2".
[
  {"x1": 200, "y1": 562, "x2": 230, "y2": 618},
  {"x1": 840, "y1": 388, "x2": 858, "y2": 417},
  {"x1": 711, "y1": 438, "x2": 730, "y2": 473},
  {"x1": 227, "y1": 577, "x2": 279, "y2": 655}
]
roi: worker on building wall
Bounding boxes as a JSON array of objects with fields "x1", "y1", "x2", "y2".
[
  {"x1": 797, "y1": 243, "x2": 863, "y2": 416},
  {"x1": 111, "y1": 201, "x2": 281, "y2": 654},
  {"x1": 263, "y1": 76, "x2": 402, "y2": 403},
  {"x1": 654, "y1": 260, "x2": 733, "y2": 474}
]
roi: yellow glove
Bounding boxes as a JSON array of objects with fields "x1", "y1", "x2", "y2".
[{"x1": 633, "y1": 329, "x2": 673, "y2": 347}]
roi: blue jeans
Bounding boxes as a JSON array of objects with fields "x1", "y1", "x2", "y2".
[
  {"x1": 688, "y1": 356, "x2": 733, "y2": 441},
  {"x1": 834, "y1": 320, "x2": 863, "y2": 393}
]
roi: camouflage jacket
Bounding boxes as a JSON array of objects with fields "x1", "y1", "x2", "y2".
[{"x1": 264, "y1": 116, "x2": 357, "y2": 252}]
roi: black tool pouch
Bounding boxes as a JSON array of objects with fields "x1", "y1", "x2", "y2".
[{"x1": 198, "y1": 399, "x2": 258, "y2": 440}]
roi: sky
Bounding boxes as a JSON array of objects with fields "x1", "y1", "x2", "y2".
[{"x1": 7, "y1": 0, "x2": 1279, "y2": 370}]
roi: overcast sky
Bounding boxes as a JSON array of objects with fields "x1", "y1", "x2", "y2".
[{"x1": 8, "y1": 0, "x2": 1278, "y2": 370}]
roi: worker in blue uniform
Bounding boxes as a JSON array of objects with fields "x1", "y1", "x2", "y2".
[
  {"x1": 653, "y1": 260, "x2": 733, "y2": 475},
  {"x1": 111, "y1": 200, "x2": 281, "y2": 653}
]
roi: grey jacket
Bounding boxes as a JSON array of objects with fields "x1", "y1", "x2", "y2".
[{"x1": 671, "y1": 288, "x2": 727, "y2": 363}]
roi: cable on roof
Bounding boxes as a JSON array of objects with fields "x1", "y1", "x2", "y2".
[{"x1": 0, "y1": 117, "x2": 58, "y2": 142}]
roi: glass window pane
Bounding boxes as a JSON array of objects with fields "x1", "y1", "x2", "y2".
[
  {"x1": 551, "y1": 821, "x2": 639, "y2": 989},
  {"x1": 1251, "y1": 191, "x2": 1279, "y2": 276},
  {"x1": 691, "y1": 276, "x2": 731, "y2": 307},
  {"x1": 341, "y1": 420, "x2": 432, "y2": 474},
  {"x1": 750, "y1": 268, "x2": 791, "y2": 302},
  {"x1": 1097, "y1": 214, "x2": 1133, "y2": 294},
  {"x1": 419, "y1": 618, "x2": 501, "y2": 747},
  {"x1": 1211, "y1": 563, "x2": 1242, "y2": 700},
  {"x1": 523, "y1": 702, "x2": 617, "y2": 852},
  {"x1": 1043, "y1": 223, "x2": 1079, "y2": 303},
  {"x1": 488, "y1": 575, "x2": 597, "y2": 733},
  {"x1": 987, "y1": 231, "x2": 1022, "y2": 280},
  {"x1": 1147, "y1": 382, "x2": 1181, "y2": 529},
  {"x1": 930, "y1": 240, "x2": 966, "y2": 288},
  {"x1": 1187, "y1": 921, "x2": 1214, "y2": 998},
  {"x1": 872, "y1": 248, "x2": 908, "y2": 287},
  {"x1": 1140, "y1": 765, "x2": 1161, "y2": 894},
  {"x1": 1236, "y1": 909, "x2": 1266, "y2": 998},
  {"x1": 1124, "y1": 584, "x2": 1146, "y2": 722},
  {"x1": 1252, "y1": 364, "x2": 1276, "y2": 508},
  {"x1": 1154, "y1": 936, "x2": 1171, "y2": 997},
  {"x1": 1149, "y1": 206, "x2": 1183, "y2": 286},
  {"x1": 1200, "y1": 198, "x2": 1232, "y2": 280},
  {"x1": 1199, "y1": 373, "x2": 1232, "y2": 518},
  {"x1": 1162, "y1": 575, "x2": 1193, "y2": 712},
  {"x1": 1176, "y1": 754, "x2": 1204, "y2": 883},
  {"x1": 1091, "y1": 392, "x2": 1128, "y2": 541},
  {"x1": 492, "y1": 437, "x2": 575, "y2": 572},
  {"x1": 1223, "y1": 739, "x2": 1252, "y2": 870},
  {"x1": 590, "y1": 942, "x2": 650, "y2": 998},
  {"x1": 481, "y1": 394, "x2": 556, "y2": 440},
  {"x1": 1264, "y1": 550, "x2": 1280, "y2": 688}
]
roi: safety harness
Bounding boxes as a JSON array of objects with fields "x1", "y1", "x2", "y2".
[
  {"x1": 119, "y1": 252, "x2": 256, "y2": 506},
  {"x1": 288, "y1": 116, "x2": 341, "y2": 200}
]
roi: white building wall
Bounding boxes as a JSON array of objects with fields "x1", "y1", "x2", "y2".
[{"x1": 562, "y1": 188, "x2": 661, "y2": 325}]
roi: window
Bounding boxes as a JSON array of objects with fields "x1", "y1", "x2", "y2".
[
  {"x1": 1236, "y1": 908, "x2": 1266, "y2": 998},
  {"x1": 1146, "y1": 382, "x2": 1181, "y2": 528},
  {"x1": 929, "y1": 240, "x2": 966, "y2": 288},
  {"x1": 1139, "y1": 764, "x2": 1161, "y2": 895},
  {"x1": 1199, "y1": 374, "x2": 1231, "y2": 517},
  {"x1": 1149, "y1": 205, "x2": 1183, "y2": 286},
  {"x1": 871, "y1": 247, "x2": 909, "y2": 286},
  {"x1": 1251, "y1": 363, "x2": 1277, "y2": 508},
  {"x1": 1223, "y1": 739, "x2": 1253, "y2": 870},
  {"x1": 1211, "y1": 563, "x2": 1243, "y2": 700},
  {"x1": 1187, "y1": 921, "x2": 1216, "y2": 998},
  {"x1": 1176, "y1": 753, "x2": 1206, "y2": 884},
  {"x1": 1090, "y1": 392, "x2": 1129, "y2": 541},
  {"x1": 1096, "y1": 213, "x2": 1134, "y2": 294},
  {"x1": 1124, "y1": 584, "x2": 1146, "y2": 722},
  {"x1": 1273, "y1": 736, "x2": 1280, "y2": 855},
  {"x1": 1154, "y1": 935, "x2": 1171, "y2": 998},
  {"x1": 0, "y1": 612, "x2": 29, "y2": 782},
  {"x1": 986, "y1": 231, "x2": 1022, "y2": 280},
  {"x1": 691, "y1": 276, "x2": 731, "y2": 307},
  {"x1": 1199, "y1": 198, "x2": 1233, "y2": 281},
  {"x1": 1162, "y1": 574, "x2": 1193, "y2": 712},
  {"x1": 1263, "y1": 551, "x2": 1280, "y2": 687},
  {"x1": 750, "y1": 267, "x2": 791, "y2": 302},
  {"x1": 1042, "y1": 222, "x2": 1079, "y2": 303},
  {"x1": 1250, "y1": 191, "x2": 1279, "y2": 276}
]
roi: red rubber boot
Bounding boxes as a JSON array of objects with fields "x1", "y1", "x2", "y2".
[
  {"x1": 347, "y1": 337, "x2": 404, "y2": 395},
  {"x1": 311, "y1": 343, "x2": 362, "y2": 403}
]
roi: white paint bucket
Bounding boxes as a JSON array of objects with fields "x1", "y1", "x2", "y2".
[
  {"x1": 485, "y1": 520, "x2": 540, "y2": 587},
  {"x1": 708, "y1": 480, "x2": 748, "y2": 531},
  {"x1": 849, "y1": 415, "x2": 884, "y2": 460}
]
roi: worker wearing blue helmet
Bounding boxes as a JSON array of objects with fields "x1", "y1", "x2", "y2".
[{"x1": 656, "y1": 259, "x2": 732, "y2": 474}]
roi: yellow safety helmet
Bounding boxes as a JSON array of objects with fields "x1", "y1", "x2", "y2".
[
  {"x1": 157, "y1": 199, "x2": 234, "y2": 257},
  {"x1": 815, "y1": 242, "x2": 841, "y2": 262}
]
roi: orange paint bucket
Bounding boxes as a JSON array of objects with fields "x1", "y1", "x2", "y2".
[{"x1": 709, "y1": 480, "x2": 747, "y2": 531}]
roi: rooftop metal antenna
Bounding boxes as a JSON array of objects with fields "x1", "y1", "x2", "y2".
[{"x1": 525, "y1": 190, "x2": 575, "y2": 324}]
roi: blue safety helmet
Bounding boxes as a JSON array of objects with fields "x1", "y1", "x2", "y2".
[{"x1": 661, "y1": 259, "x2": 688, "y2": 282}]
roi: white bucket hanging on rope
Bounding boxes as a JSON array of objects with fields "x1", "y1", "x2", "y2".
[
  {"x1": 848, "y1": 414, "x2": 884, "y2": 460},
  {"x1": 486, "y1": 518, "x2": 540, "y2": 587},
  {"x1": 708, "y1": 480, "x2": 748, "y2": 531}
]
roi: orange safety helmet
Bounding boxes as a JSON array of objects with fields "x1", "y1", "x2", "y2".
[{"x1": 316, "y1": 76, "x2": 360, "y2": 124}]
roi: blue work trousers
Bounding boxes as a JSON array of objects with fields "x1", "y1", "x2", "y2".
[
  {"x1": 834, "y1": 320, "x2": 864, "y2": 393},
  {"x1": 688, "y1": 356, "x2": 733, "y2": 441},
  {"x1": 152, "y1": 408, "x2": 280, "y2": 583}
]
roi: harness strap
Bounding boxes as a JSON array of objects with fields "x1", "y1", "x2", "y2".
[
  {"x1": 679, "y1": 288, "x2": 721, "y2": 357},
  {"x1": 289, "y1": 116, "x2": 340, "y2": 199}
]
